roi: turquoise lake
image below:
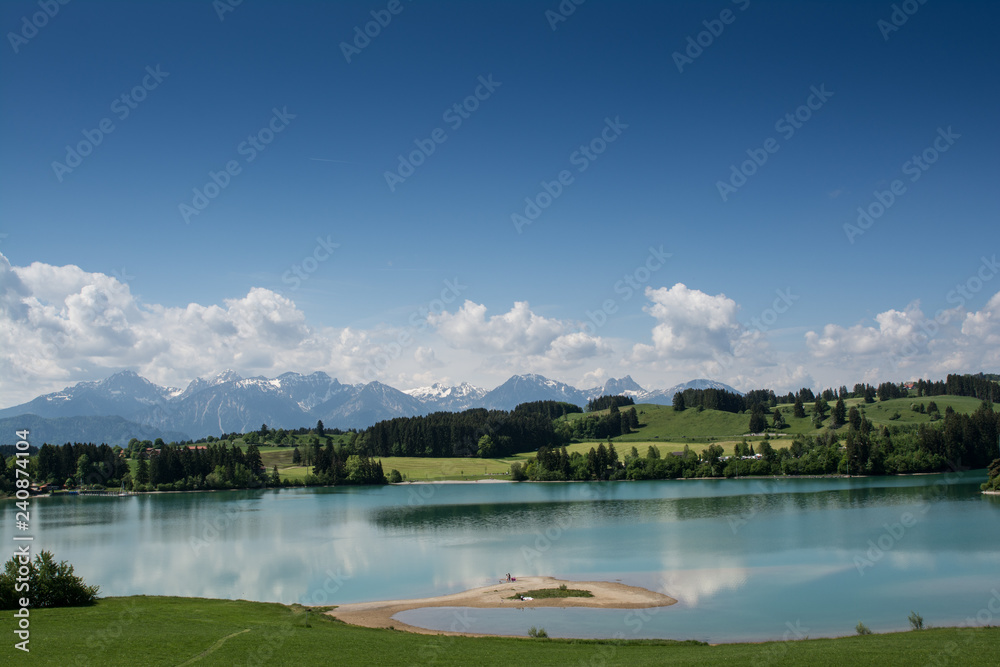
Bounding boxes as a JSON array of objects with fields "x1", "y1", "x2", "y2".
[{"x1": 4, "y1": 471, "x2": 999, "y2": 643}]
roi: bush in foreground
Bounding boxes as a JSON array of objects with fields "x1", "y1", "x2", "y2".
[{"x1": 0, "y1": 550, "x2": 99, "y2": 609}]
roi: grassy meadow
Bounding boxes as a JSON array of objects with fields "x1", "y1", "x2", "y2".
[{"x1": 13, "y1": 596, "x2": 999, "y2": 666}]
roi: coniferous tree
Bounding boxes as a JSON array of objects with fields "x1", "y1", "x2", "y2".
[
  {"x1": 135, "y1": 457, "x2": 150, "y2": 485},
  {"x1": 749, "y1": 405, "x2": 767, "y2": 433},
  {"x1": 848, "y1": 406, "x2": 862, "y2": 430},
  {"x1": 831, "y1": 397, "x2": 847, "y2": 427}
]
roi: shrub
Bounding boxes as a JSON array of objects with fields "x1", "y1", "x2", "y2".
[
  {"x1": 908, "y1": 611, "x2": 924, "y2": 630},
  {"x1": 855, "y1": 622, "x2": 872, "y2": 636},
  {"x1": 388, "y1": 469, "x2": 403, "y2": 484},
  {"x1": 0, "y1": 551, "x2": 99, "y2": 609},
  {"x1": 528, "y1": 626, "x2": 548, "y2": 638}
]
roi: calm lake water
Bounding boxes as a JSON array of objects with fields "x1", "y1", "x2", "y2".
[{"x1": 4, "y1": 472, "x2": 999, "y2": 643}]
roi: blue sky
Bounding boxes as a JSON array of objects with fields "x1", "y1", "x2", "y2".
[{"x1": 1, "y1": 0, "x2": 998, "y2": 404}]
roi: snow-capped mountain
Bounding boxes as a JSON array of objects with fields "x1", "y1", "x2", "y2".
[
  {"x1": 0, "y1": 371, "x2": 743, "y2": 441},
  {"x1": 0, "y1": 370, "x2": 175, "y2": 422},
  {"x1": 481, "y1": 374, "x2": 588, "y2": 409},
  {"x1": 173, "y1": 368, "x2": 244, "y2": 401},
  {"x1": 403, "y1": 382, "x2": 488, "y2": 412},
  {"x1": 582, "y1": 375, "x2": 648, "y2": 401},
  {"x1": 643, "y1": 378, "x2": 743, "y2": 404},
  {"x1": 322, "y1": 381, "x2": 427, "y2": 429}
]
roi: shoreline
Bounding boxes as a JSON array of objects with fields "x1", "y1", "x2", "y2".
[{"x1": 326, "y1": 576, "x2": 677, "y2": 637}]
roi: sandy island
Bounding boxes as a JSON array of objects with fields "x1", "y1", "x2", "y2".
[{"x1": 326, "y1": 576, "x2": 676, "y2": 637}]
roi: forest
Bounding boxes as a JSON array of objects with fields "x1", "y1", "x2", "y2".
[{"x1": 357, "y1": 406, "x2": 562, "y2": 458}]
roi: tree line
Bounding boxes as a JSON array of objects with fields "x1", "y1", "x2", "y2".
[
  {"x1": 358, "y1": 406, "x2": 562, "y2": 458},
  {"x1": 586, "y1": 395, "x2": 635, "y2": 412},
  {"x1": 28, "y1": 440, "x2": 386, "y2": 492},
  {"x1": 306, "y1": 442, "x2": 387, "y2": 486}
]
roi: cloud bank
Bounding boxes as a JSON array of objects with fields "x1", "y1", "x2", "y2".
[{"x1": 2, "y1": 252, "x2": 998, "y2": 406}]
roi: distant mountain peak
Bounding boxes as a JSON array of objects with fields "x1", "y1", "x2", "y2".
[
  {"x1": 0, "y1": 369, "x2": 745, "y2": 439},
  {"x1": 211, "y1": 369, "x2": 243, "y2": 384}
]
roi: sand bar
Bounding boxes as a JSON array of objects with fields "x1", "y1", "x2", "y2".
[{"x1": 326, "y1": 576, "x2": 677, "y2": 636}]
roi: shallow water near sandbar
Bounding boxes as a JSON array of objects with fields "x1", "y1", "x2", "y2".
[{"x1": 5, "y1": 471, "x2": 998, "y2": 642}]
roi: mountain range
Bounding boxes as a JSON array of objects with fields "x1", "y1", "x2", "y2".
[{"x1": 0, "y1": 370, "x2": 740, "y2": 445}]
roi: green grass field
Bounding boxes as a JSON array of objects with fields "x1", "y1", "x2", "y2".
[
  {"x1": 274, "y1": 455, "x2": 527, "y2": 482},
  {"x1": 13, "y1": 596, "x2": 999, "y2": 666}
]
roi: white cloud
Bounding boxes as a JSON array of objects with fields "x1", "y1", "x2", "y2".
[
  {"x1": 803, "y1": 293, "x2": 1000, "y2": 382},
  {"x1": 0, "y1": 254, "x2": 389, "y2": 405},
  {"x1": 632, "y1": 284, "x2": 744, "y2": 361},
  {"x1": 428, "y1": 300, "x2": 611, "y2": 362}
]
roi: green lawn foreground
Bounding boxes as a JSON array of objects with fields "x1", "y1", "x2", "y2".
[{"x1": 8, "y1": 596, "x2": 999, "y2": 666}]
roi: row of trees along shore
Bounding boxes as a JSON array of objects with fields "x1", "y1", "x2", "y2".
[{"x1": 15, "y1": 439, "x2": 386, "y2": 493}]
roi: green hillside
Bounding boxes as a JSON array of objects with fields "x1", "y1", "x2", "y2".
[{"x1": 565, "y1": 395, "x2": 997, "y2": 445}]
